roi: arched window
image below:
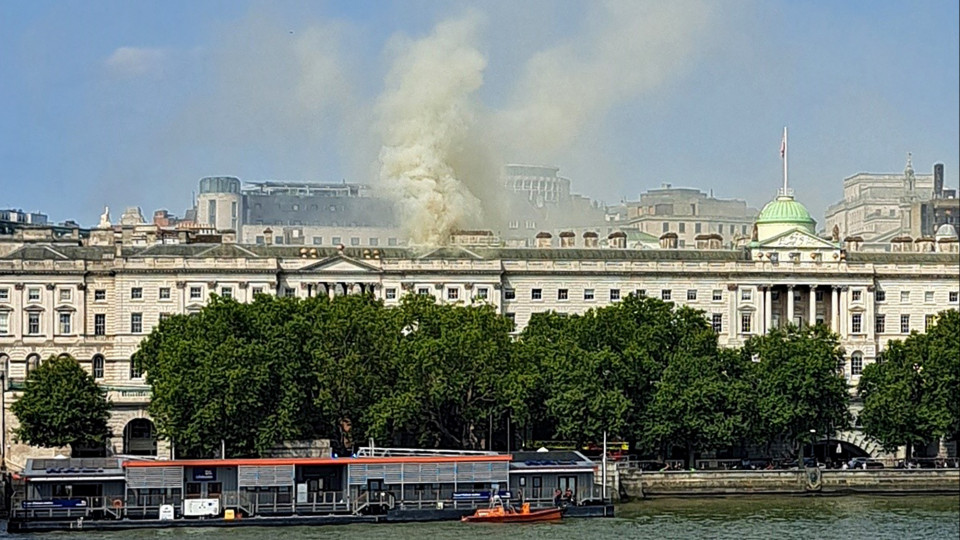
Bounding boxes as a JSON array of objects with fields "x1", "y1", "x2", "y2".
[
  {"x1": 92, "y1": 354, "x2": 105, "y2": 379},
  {"x1": 57, "y1": 352, "x2": 71, "y2": 361},
  {"x1": 26, "y1": 353, "x2": 40, "y2": 376},
  {"x1": 851, "y1": 352, "x2": 864, "y2": 376}
]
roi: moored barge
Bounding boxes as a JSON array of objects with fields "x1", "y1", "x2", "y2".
[{"x1": 6, "y1": 448, "x2": 613, "y2": 532}]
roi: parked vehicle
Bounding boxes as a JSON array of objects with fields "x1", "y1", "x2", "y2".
[{"x1": 847, "y1": 457, "x2": 884, "y2": 469}]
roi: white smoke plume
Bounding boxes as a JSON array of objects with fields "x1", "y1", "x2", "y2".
[{"x1": 376, "y1": 14, "x2": 487, "y2": 246}]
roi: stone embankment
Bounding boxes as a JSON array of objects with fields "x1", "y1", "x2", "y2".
[{"x1": 608, "y1": 464, "x2": 960, "y2": 499}]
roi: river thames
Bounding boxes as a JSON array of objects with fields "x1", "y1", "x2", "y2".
[{"x1": 2, "y1": 495, "x2": 957, "y2": 539}]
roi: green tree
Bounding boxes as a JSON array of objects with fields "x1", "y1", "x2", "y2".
[
  {"x1": 858, "y1": 310, "x2": 959, "y2": 459},
  {"x1": 12, "y1": 355, "x2": 112, "y2": 453},
  {"x1": 366, "y1": 295, "x2": 516, "y2": 449},
  {"x1": 745, "y1": 325, "x2": 851, "y2": 458}
]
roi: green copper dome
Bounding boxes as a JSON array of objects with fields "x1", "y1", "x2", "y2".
[{"x1": 756, "y1": 195, "x2": 816, "y2": 228}]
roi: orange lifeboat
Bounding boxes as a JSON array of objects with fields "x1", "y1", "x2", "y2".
[{"x1": 461, "y1": 501, "x2": 563, "y2": 523}]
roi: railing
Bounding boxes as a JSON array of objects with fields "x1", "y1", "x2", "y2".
[{"x1": 354, "y1": 446, "x2": 501, "y2": 457}]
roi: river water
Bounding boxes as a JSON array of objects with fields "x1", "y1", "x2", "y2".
[{"x1": 2, "y1": 495, "x2": 957, "y2": 539}]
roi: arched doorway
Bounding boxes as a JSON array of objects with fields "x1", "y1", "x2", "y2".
[{"x1": 123, "y1": 418, "x2": 158, "y2": 456}]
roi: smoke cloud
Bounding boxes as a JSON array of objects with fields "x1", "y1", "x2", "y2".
[{"x1": 376, "y1": 14, "x2": 487, "y2": 246}]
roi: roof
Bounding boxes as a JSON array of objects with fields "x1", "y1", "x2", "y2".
[
  {"x1": 756, "y1": 195, "x2": 816, "y2": 227},
  {"x1": 509, "y1": 451, "x2": 595, "y2": 472},
  {"x1": 124, "y1": 455, "x2": 512, "y2": 468},
  {"x1": 22, "y1": 458, "x2": 124, "y2": 481}
]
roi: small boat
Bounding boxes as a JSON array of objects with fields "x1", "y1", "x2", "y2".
[{"x1": 461, "y1": 500, "x2": 563, "y2": 523}]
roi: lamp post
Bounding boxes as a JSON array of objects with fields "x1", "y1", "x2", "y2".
[{"x1": 809, "y1": 429, "x2": 817, "y2": 466}]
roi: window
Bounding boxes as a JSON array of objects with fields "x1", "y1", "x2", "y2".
[
  {"x1": 712, "y1": 290, "x2": 722, "y2": 301},
  {"x1": 741, "y1": 312, "x2": 752, "y2": 333},
  {"x1": 662, "y1": 222, "x2": 669, "y2": 233},
  {"x1": 312, "y1": 236, "x2": 323, "y2": 245},
  {"x1": 741, "y1": 289, "x2": 752, "y2": 301},
  {"x1": 851, "y1": 352, "x2": 863, "y2": 376},
  {"x1": 687, "y1": 290, "x2": 697, "y2": 301},
  {"x1": 350, "y1": 237, "x2": 360, "y2": 246},
  {"x1": 94, "y1": 313, "x2": 106, "y2": 336},
  {"x1": 900, "y1": 291, "x2": 910, "y2": 303},
  {"x1": 815, "y1": 290, "x2": 824, "y2": 302},
  {"x1": 28, "y1": 287, "x2": 40, "y2": 301},
  {"x1": 332, "y1": 236, "x2": 342, "y2": 246},
  {"x1": 159, "y1": 313, "x2": 171, "y2": 323},
  {"x1": 0, "y1": 312, "x2": 8, "y2": 334},
  {"x1": 851, "y1": 290, "x2": 862, "y2": 302},
  {"x1": 900, "y1": 314, "x2": 910, "y2": 334},
  {"x1": 58, "y1": 312, "x2": 72, "y2": 334},
  {"x1": 447, "y1": 288, "x2": 459, "y2": 300},
  {"x1": 476, "y1": 288, "x2": 488, "y2": 300},
  {"x1": 131, "y1": 313, "x2": 143, "y2": 334},
  {"x1": 951, "y1": 291, "x2": 959, "y2": 303},
  {"x1": 131, "y1": 287, "x2": 143, "y2": 299},
  {"x1": 635, "y1": 289, "x2": 646, "y2": 298},
  {"x1": 851, "y1": 313, "x2": 862, "y2": 334},
  {"x1": 283, "y1": 288, "x2": 296, "y2": 298},
  {"x1": 924, "y1": 291, "x2": 934, "y2": 303},
  {"x1": 221, "y1": 287, "x2": 233, "y2": 298},
  {"x1": 661, "y1": 289, "x2": 672, "y2": 301},
  {"x1": 93, "y1": 355, "x2": 104, "y2": 379},
  {"x1": 558, "y1": 289, "x2": 568, "y2": 301},
  {"x1": 0, "y1": 288, "x2": 8, "y2": 302},
  {"x1": 417, "y1": 287, "x2": 430, "y2": 296},
  {"x1": 504, "y1": 288, "x2": 516, "y2": 300},
  {"x1": 388, "y1": 238, "x2": 398, "y2": 246},
  {"x1": 772, "y1": 290, "x2": 780, "y2": 301},
  {"x1": 190, "y1": 287, "x2": 202, "y2": 300},
  {"x1": 875, "y1": 290, "x2": 886, "y2": 302},
  {"x1": 252, "y1": 287, "x2": 264, "y2": 296},
  {"x1": 711, "y1": 313, "x2": 723, "y2": 333},
  {"x1": 130, "y1": 360, "x2": 142, "y2": 379},
  {"x1": 28, "y1": 312, "x2": 40, "y2": 335},
  {"x1": 369, "y1": 238, "x2": 379, "y2": 247},
  {"x1": 793, "y1": 290, "x2": 802, "y2": 302},
  {"x1": 610, "y1": 289, "x2": 621, "y2": 301},
  {"x1": 875, "y1": 314, "x2": 885, "y2": 334},
  {"x1": 679, "y1": 223, "x2": 686, "y2": 233},
  {"x1": 584, "y1": 289, "x2": 595, "y2": 301},
  {"x1": 695, "y1": 223, "x2": 702, "y2": 234},
  {"x1": 385, "y1": 288, "x2": 397, "y2": 300},
  {"x1": 505, "y1": 313, "x2": 516, "y2": 325},
  {"x1": 925, "y1": 314, "x2": 936, "y2": 331},
  {"x1": 255, "y1": 236, "x2": 265, "y2": 245},
  {"x1": 59, "y1": 288, "x2": 72, "y2": 302},
  {"x1": 274, "y1": 236, "x2": 283, "y2": 245},
  {"x1": 531, "y1": 288, "x2": 542, "y2": 300}
]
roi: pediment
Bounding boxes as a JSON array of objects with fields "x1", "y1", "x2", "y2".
[
  {"x1": 297, "y1": 254, "x2": 381, "y2": 274},
  {"x1": 759, "y1": 229, "x2": 838, "y2": 250}
]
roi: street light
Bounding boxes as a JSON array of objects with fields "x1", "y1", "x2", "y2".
[{"x1": 808, "y1": 429, "x2": 817, "y2": 466}]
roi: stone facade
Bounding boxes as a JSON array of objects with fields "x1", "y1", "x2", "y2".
[{"x1": 1, "y1": 205, "x2": 958, "y2": 468}]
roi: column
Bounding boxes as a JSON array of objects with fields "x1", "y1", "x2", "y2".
[
  {"x1": 809, "y1": 285, "x2": 817, "y2": 326},
  {"x1": 831, "y1": 286, "x2": 839, "y2": 333},
  {"x1": 764, "y1": 286, "x2": 772, "y2": 334},
  {"x1": 786, "y1": 285, "x2": 795, "y2": 327},
  {"x1": 728, "y1": 285, "x2": 737, "y2": 340},
  {"x1": 839, "y1": 286, "x2": 849, "y2": 337}
]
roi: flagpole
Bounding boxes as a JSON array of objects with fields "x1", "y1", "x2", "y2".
[{"x1": 782, "y1": 126, "x2": 789, "y2": 195}]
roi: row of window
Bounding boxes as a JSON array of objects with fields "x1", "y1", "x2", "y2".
[
  {"x1": 3, "y1": 354, "x2": 141, "y2": 380},
  {"x1": 384, "y1": 287, "x2": 491, "y2": 301},
  {"x1": 255, "y1": 236, "x2": 400, "y2": 247},
  {"x1": 0, "y1": 312, "x2": 176, "y2": 336},
  {"x1": 505, "y1": 288, "x2": 729, "y2": 302},
  {"x1": 3, "y1": 286, "x2": 956, "y2": 305},
  {"x1": 660, "y1": 222, "x2": 750, "y2": 235}
]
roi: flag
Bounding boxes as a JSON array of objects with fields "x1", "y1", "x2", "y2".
[{"x1": 780, "y1": 133, "x2": 786, "y2": 159}]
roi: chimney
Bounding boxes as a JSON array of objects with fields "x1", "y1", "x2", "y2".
[
  {"x1": 583, "y1": 231, "x2": 599, "y2": 248},
  {"x1": 608, "y1": 231, "x2": 627, "y2": 249},
  {"x1": 843, "y1": 236, "x2": 863, "y2": 252},
  {"x1": 115, "y1": 240, "x2": 123, "y2": 257},
  {"x1": 264, "y1": 228, "x2": 274, "y2": 246},
  {"x1": 695, "y1": 234, "x2": 709, "y2": 250},
  {"x1": 535, "y1": 232, "x2": 553, "y2": 248},
  {"x1": 559, "y1": 231, "x2": 575, "y2": 248},
  {"x1": 914, "y1": 237, "x2": 934, "y2": 253},
  {"x1": 934, "y1": 163, "x2": 944, "y2": 198},
  {"x1": 659, "y1": 232, "x2": 678, "y2": 249},
  {"x1": 222, "y1": 229, "x2": 237, "y2": 244},
  {"x1": 891, "y1": 236, "x2": 912, "y2": 252}
]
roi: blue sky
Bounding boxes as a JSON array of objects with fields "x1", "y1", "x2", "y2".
[{"x1": 1, "y1": 0, "x2": 958, "y2": 227}]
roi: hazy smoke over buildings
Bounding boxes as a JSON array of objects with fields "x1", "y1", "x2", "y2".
[{"x1": 376, "y1": 15, "x2": 486, "y2": 246}]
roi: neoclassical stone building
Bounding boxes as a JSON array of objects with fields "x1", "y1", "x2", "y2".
[{"x1": 0, "y1": 192, "x2": 957, "y2": 468}]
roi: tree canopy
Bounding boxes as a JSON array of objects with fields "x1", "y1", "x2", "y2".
[
  {"x1": 858, "y1": 309, "x2": 959, "y2": 458},
  {"x1": 12, "y1": 355, "x2": 112, "y2": 453}
]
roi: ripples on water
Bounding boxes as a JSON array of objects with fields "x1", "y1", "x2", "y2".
[{"x1": 2, "y1": 495, "x2": 957, "y2": 540}]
